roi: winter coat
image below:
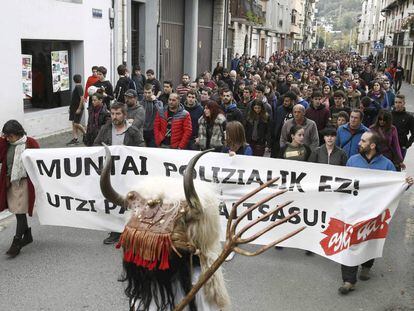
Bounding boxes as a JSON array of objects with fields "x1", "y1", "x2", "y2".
[
  {"x1": 141, "y1": 99, "x2": 164, "y2": 131},
  {"x1": 221, "y1": 102, "x2": 244, "y2": 124},
  {"x1": 114, "y1": 76, "x2": 136, "y2": 103},
  {"x1": 93, "y1": 122, "x2": 145, "y2": 147},
  {"x1": 273, "y1": 105, "x2": 293, "y2": 140},
  {"x1": 280, "y1": 118, "x2": 319, "y2": 151},
  {"x1": 335, "y1": 123, "x2": 369, "y2": 158},
  {"x1": 305, "y1": 105, "x2": 330, "y2": 131},
  {"x1": 84, "y1": 105, "x2": 110, "y2": 146},
  {"x1": 198, "y1": 114, "x2": 226, "y2": 150},
  {"x1": 308, "y1": 144, "x2": 348, "y2": 166},
  {"x1": 0, "y1": 137, "x2": 39, "y2": 216},
  {"x1": 370, "y1": 125, "x2": 403, "y2": 165},
  {"x1": 346, "y1": 154, "x2": 396, "y2": 171},
  {"x1": 184, "y1": 102, "x2": 204, "y2": 140},
  {"x1": 127, "y1": 104, "x2": 145, "y2": 130},
  {"x1": 154, "y1": 105, "x2": 192, "y2": 149},
  {"x1": 245, "y1": 117, "x2": 270, "y2": 146},
  {"x1": 362, "y1": 101, "x2": 380, "y2": 128},
  {"x1": 392, "y1": 109, "x2": 414, "y2": 148}
]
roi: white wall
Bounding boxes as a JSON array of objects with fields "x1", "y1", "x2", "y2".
[{"x1": 0, "y1": 0, "x2": 112, "y2": 137}]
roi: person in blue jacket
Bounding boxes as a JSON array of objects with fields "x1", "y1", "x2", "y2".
[
  {"x1": 336, "y1": 110, "x2": 368, "y2": 158},
  {"x1": 339, "y1": 130, "x2": 414, "y2": 295}
]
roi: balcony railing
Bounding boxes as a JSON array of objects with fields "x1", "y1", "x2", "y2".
[{"x1": 230, "y1": 0, "x2": 266, "y2": 24}]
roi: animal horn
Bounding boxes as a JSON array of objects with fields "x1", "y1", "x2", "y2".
[
  {"x1": 100, "y1": 143, "x2": 125, "y2": 207},
  {"x1": 183, "y1": 149, "x2": 213, "y2": 211}
]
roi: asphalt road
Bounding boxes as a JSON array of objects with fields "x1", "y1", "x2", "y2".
[{"x1": 1, "y1": 84, "x2": 414, "y2": 311}]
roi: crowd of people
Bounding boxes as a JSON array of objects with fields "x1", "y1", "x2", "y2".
[{"x1": 1, "y1": 49, "x2": 414, "y2": 302}]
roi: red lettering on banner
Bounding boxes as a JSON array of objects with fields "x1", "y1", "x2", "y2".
[{"x1": 320, "y1": 209, "x2": 391, "y2": 256}]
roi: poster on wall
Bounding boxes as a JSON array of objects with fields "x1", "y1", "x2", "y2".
[
  {"x1": 51, "y1": 50, "x2": 69, "y2": 92},
  {"x1": 22, "y1": 54, "x2": 32, "y2": 99}
]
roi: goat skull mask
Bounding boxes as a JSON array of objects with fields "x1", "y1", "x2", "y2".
[{"x1": 100, "y1": 146, "x2": 208, "y2": 271}]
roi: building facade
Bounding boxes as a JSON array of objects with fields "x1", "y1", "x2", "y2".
[{"x1": 357, "y1": 0, "x2": 414, "y2": 83}]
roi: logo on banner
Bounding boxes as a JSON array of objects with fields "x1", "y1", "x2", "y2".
[{"x1": 319, "y1": 209, "x2": 391, "y2": 256}]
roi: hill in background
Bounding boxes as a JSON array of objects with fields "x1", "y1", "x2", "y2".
[{"x1": 316, "y1": 0, "x2": 361, "y2": 31}]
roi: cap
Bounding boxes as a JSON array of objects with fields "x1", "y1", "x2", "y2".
[{"x1": 124, "y1": 89, "x2": 137, "y2": 97}]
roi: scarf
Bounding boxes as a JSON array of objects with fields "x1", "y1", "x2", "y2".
[{"x1": 10, "y1": 135, "x2": 27, "y2": 182}]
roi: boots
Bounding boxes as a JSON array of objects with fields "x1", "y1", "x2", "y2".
[
  {"x1": 5, "y1": 228, "x2": 33, "y2": 258},
  {"x1": 6, "y1": 236, "x2": 22, "y2": 258},
  {"x1": 21, "y1": 227, "x2": 33, "y2": 247}
]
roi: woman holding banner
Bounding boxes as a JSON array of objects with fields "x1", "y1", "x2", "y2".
[{"x1": 0, "y1": 120, "x2": 39, "y2": 258}]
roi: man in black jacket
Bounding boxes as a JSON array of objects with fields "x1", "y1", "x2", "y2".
[
  {"x1": 270, "y1": 91, "x2": 296, "y2": 158},
  {"x1": 392, "y1": 94, "x2": 414, "y2": 159},
  {"x1": 114, "y1": 64, "x2": 135, "y2": 103}
]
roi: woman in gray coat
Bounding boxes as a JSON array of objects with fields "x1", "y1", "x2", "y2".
[{"x1": 308, "y1": 126, "x2": 348, "y2": 166}]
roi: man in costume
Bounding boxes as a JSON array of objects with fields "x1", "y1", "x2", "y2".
[{"x1": 100, "y1": 146, "x2": 303, "y2": 310}]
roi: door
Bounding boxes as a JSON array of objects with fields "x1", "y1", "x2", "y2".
[
  {"x1": 131, "y1": 1, "x2": 140, "y2": 68},
  {"x1": 197, "y1": 0, "x2": 213, "y2": 75},
  {"x1": 161, "y1": 0, "x2": 185, "y2": 86}
]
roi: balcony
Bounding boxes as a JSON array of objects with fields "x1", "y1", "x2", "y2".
[{"x1": 230, "y1": 0, "x2": 266, "y2": 25}]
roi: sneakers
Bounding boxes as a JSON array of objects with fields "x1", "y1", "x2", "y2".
[
  {"x1": 359, "y1": 267, "x2": 371, "y2": 281},
  {"x1": 66, "y1": 138, "x2": 79, "y2": 146},
  {"x1": 225, "y1": 251, "x2": 235, "y2": 262},
  {"x1": 338, "y1": 282, "x2": 355, "y2": 295},
  {"x1": 103, "y1": 232, "x2": 121, "y2": 245}
]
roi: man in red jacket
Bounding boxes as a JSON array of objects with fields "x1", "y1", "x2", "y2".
[{"x1": 154, "y1": 93, "x2": 192, "y2": 149}]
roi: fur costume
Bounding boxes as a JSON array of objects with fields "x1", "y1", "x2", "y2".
[{"x1": 100, "y1": 147, "x2": 230, "y2": 311}]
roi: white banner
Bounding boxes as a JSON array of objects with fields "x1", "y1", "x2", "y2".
[{"x1": 22, "y1": 146, "x2": 408, "y2": 266}]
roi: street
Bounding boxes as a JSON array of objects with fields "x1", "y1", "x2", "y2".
[{"x1": 1, "y1": 84, "x2": 414, "y2": 311}]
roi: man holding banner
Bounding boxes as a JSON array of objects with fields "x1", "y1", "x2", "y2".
[{"x1": 339, "y1": 130, "x2": 414, "y2": 294}]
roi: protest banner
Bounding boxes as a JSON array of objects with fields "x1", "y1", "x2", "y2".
[{"x1": 22, "y1": 146, "x2": 407, "y2": 266}]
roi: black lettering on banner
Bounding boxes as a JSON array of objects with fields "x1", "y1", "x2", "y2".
[
  {"x1": 199, "y1": 166, "x2": 212, "y2": 182},
  {"x1": 164, "y1": 162, "x2": 177, "y2": 177},
  {"x1": 121, "y1": 156, "x2": 140, "y2": 175},
  {"x1": 64, "y1": 158, "x2": 82, "y2": 177},
  {"x1": 270, "y1": 208, "x2": 286, "y2": 221},
  {"x1": 75, "y1": 198, "x2": 90, "y2": 212},
  {"x1": 104, "y1": 200, "x2": 118, "y2": 214},
  {"x1": 61, "y1": 196, "x2": 73, "y2": 210},
  {"x1": 46, "y1": 192, "x2": 60, "y2": 207},
  {"x1": 84, "y1": 157, "x2": 103, "y2": 175},
  {"x1": 258, "y1": 204, "x2": 270, "y2": 221},
  {"x1": 334, "y1": 177, "x2": 353, "y2": 195},
  {"x1": 211, "y1": 167, "x2": 220, "y2": 183},
  {"x1": 139, "y1": 156, "x2": 148, "y2": 175},
  {"x1": 318, "y1": 175, "x2": 333, "y2": 192},
  {"x1": 88, "y1": 200, "x2": 97, "y2": 213},
  {"x1": 222, "y1": 168, "x2": 237, "y2": 184},
  {"x1": 246, "y1": 170, "x2": 264, "y2": 185},
  {"x1": 110, "y1": 156, "x2": 121, "y2": 175},
  {"x1": 237, "y1": 169, "x2": 246, "y2": 185},
  {"x1": 243, "y1": 203, "x2": 255, "y2": 220},
  {"x1": 279, "y1": 170, "x2": 289, "y2": 190},
  {"x1": 266, "y1": 170, "x2": 278, "y2": 188},
  {"x1": 37, "y1": 160, "x2": 61, "y2": 179},
  {"x1": 287, "y1": 207, "x2": 301, "y2": 224},
  {"x1": 303, "y1": 209, "x2": 318, "y2": 226},
  {"x1": 289, "y1": 172, "x2": 306, "y2": 192}
]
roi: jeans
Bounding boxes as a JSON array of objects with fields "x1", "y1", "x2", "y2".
[{"x1": 341, "y1": 259, "x2": 375, "y2": 284}]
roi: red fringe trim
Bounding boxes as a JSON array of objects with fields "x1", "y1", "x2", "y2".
[{"x1": 116, "y1": 227, "x2": 172, "y2": 270}]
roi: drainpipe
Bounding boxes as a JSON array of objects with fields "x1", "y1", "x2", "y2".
[
  {"x1": 122, "y1": 0, "x2": 128, "y2": 64},
  {"x1": 223, "y1": 0, "x2": 229, "y2": 67},
  {"x1": 109, "y1": 0, "x2": 115, "y2": 83}
]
